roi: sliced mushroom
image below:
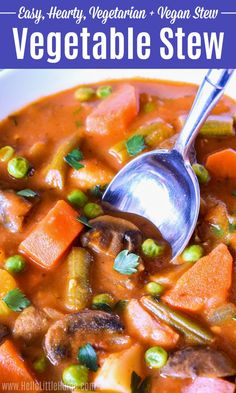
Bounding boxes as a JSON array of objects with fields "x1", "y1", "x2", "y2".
[
  {"x1": 81, "y1": 215, "x2": 142, "y2": 257},
  {"x1": 0, "y1": 324, "x2": 10, "y2": 344},
  {"x1": 13, "y1": 306, "x2": 63, "y2": 343},
  {"x1": 44, "y1": 310, "x2": 131, "y2": 365},
  {"x1": 0, "y1": 190, "x2": 32, "y2": 233},
  {"x1": 161, "y1": 347, "x2": 236, "y2": 378}
]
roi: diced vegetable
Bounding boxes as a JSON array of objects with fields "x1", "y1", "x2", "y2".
[
  {"x1": 93, "y1": 344, "x2": 143, "y2": 393},
  {"x1": 78, "y1": 343, "x2": 98, "y2": 372},
  {"x1": 181, "y1": 245, "x2": 204, "y2": 262},
  {"x1": 0, "y1": 340, "x2": 39, "y2": 390},
  {"x1": 141, "y1": 296, "x2": 214, "y2": 345},
  {"x1": 192, "y1": 164, "x2": 210, "y2": 184},
  {"x1": 183, "y1": 377, "x2": 235, "y2": 393},
  {"x1": 206, "y1": 148, "x2": 236, "y2": 180},
  {"x1": 0, "y1": 146, "x2": 15, "y2": 162},
  {"x1": 62, "y1": 364, "x2": 89, "y2": 388},
  {"x1": 109, "y1": 120, "x2": 174, "y2": 164},
  {"x1": 124, "y1": 299, "x2": 179, "y2": 348},
  {"x1": 5, "y1": 255, "x2": 26, "y2": 273},
  {"x1": 207, "y1": 303, "x2": 236, "y2": 325},
  {"x1": 44, "y1": 133, "x2": 82, "y2": 190},
  {"x1": 70, "y1": 158, "x2": 114, "y2": 190},
  {"x1": 67, "y1": 189, "x2": 88, "y2": 207},
  {"x1": 7, "y1": 157, "x2": 30, "y2": 179},
  {"x1": 145, "y1": 282, "x2": 164, "y2": 296},
  {"x1": 142, "y1": 239, "x2": 165, "y2": 258},
  {"x1": 65, "y1": 248, "x2": 92, "y2": 311},
  {"x1": 0, "y1": 269, "x2": 17, "y2": 316},
  {"x1": 163, "y1": 244, "x2": 233, "y2": 313},
  {"x1": 86, "y1": 84, "x2": 139, "y2": 137},
  {"x1": 19, "y1": 200, "x2": 83, "y2": 270},
  {"x1": 178, "y1": 115, "x2": 234, "y2": 137},
  {"x1": 145, "y1": 346, "x2": 168, "y2": 369},
  {"x1": 0, "y1": 190, "x2": 32, "y2": 233},
  {"x1": 150, "y1": 263, "x2": 191, "y2": 288},
  {"x1": 75, "y1": 87, "x2": 95, "y2": 102},
  {"x1": 84, "y1": 203, "x2": 103, "y2": 219},
  {"x1": 96, "y1": 85, "x2": 112, "y2": 99}
]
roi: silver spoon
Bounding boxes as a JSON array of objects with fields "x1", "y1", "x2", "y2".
[{"x1": 103, "y1": 69, "x2": 233, "y2": 259}]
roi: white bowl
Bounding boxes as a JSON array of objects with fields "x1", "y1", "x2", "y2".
[{"x1": 0, "y1": 69, "x2": 235, "y2": 120}]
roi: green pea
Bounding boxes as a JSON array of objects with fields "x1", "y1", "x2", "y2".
[
  {"x1": 182, "y1": 244, "x2": 204, "y2": 262},
  {"x1": 145, "y1": 346, "x2": 168, "y2": 369},
  {"x1": 145, "y1": 282, "x2": 164, "y2": 296},
  {"x1": 67, "y1": 190, "x2": 88, "y2": 208},
  {"x1": 62, "y1": 365, "x2": 89, "y2": 388},
  {"x1": 142, "y1": 239, "x2": 164, "y2": 258},
  {"x1": 7, "y1": 157, "x2": 30, "y2": 179},
  {"x1": 33, "y1": 355, "x2": 47, "y2": 374},
  {"x1": 74, "y1": 87, "x2": 95, "y2": 102},
  {"x1": 5, "y1": 255, "x2": 26, "y2": 273},
  {"x1": 96, "y1": 86, "x2": 112, "y2": 99},
  {"x1": 192, "y1": 163, "x2": 210, "y2": 184},
  {"x1": 92, "y1": 293, "x2": 114, "y2": 311},
  {"x1": 0, "y1": 146, "x2": 15, "y2": 162},
  {"x1": 84, "y1": 203, "x2": 103, "y2": 219}
]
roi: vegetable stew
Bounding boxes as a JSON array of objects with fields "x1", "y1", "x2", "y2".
[{"x1": 0, "y1": 78, "x2": 236, "y2": 392}]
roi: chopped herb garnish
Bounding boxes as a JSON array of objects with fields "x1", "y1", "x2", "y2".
[
  {"x1": 75, "y1": 120, "x2": 83, "y2": 128},
  {"x1": 114, "y1": 250, "x2": 140, "y2": 275},
  {"x1": 64, "y1": 148, "x2": 84, "y2": 170},
  {"x1": 90, "y1": 184, "x2": 107, "y2": 198},
  {"x1": 78, "y1": 343, "x2": 98, "y2": 372},
  {"x1": 17, "y1": 189, "x2": 38, "y2": 198},
  {"x1": 77, "y1": 216, "x2": 92, "y2": 228},
  {"x1": 232, "y1": 190, "x2": 236, "y2": 196},
  {"x1": 131, "y1": 371, "x2": 151, "y2": 393},
  {"x1": 3, "y1": 288, "x2": 31, "y2": 312},
  {"x1": 126, "y1": 135, "x2": 146, "y2": 157}
]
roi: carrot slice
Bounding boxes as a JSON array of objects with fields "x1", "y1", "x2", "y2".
[
  {"x1": 0, "y1": 340, "x2": 40, "y2": 391},
  {"x1": 86, "y1": 84, "x2": 139, "y2": 137},
  {"x1": 163, "y1": 244, "x2": 232, "y2": 313},
  {"x1": 19, "y1": 200, "x2": 83, "y2": 270},
  {"x1": 205, "y1": 148, "x2": 236, "y2": 180},
  {"x1": 124, "y1": 299, "x2": 179, "y2": 349},
  {"x1": 183, "y1": 377, "x2": 235, "y2": 393}
]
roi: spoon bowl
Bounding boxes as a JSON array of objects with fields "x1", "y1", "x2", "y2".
[
  {"x1": 103, "y1": 70, "x2": 233, "y2": 259},
  {"x1": 103, "y1": 149, "x2": 199, "y2": 259}
]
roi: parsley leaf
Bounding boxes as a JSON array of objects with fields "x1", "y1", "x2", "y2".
[
  {"x1": 3, "y1": 288, "x2": 31, "y2": 312},
  {"x1": 78, "y1": 343, "x2": 98, "y2": 372},
  {"x1": 113, "y1": 250, "x2": 140, "y2": 275},
  {"x1": 77, "y1": 216, "x2": 92, "y2": 228},
  {"x1": 17, "y1": 189, "x2": 38, "y2": 198},
  {"x1": 131, "y1": 371, "x2": 151, "y2": 393},
  {"x1": 125, "y1": 135, "x2": 146, "y2": 157},
  {"x1": 90, "y1": 184, "x2": 107, "y2": 198},
  {"x1": 64, "y1": 148, "x2": 84, "y2": 170}
]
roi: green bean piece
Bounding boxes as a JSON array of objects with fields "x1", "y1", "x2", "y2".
[
  {"x1": 74, "y1": 87, "x2": 95, "y2": 102},
  {"x1": 145, "y1": 282, "x2": 164, "y2": 296},
  {"x1": 145, "y1": 346, "x2": 168, "y2": 369},
  {"x1": 178, "y1": 115, "x2": 234, "y2": 137},
  {"x1": 141, "y1": 296, "x2": 214, "y2": 345},
  {"x1": 62, "y1": 364, "x2": 89, "y2": 388},
  {"x1": 142, "y1": 239, "x2": 164, "y2": 258},
  {"x1": 0, "y1": 146, "x2": 15, "y2": 162},
  {"x1": 65, "y1": 248, "x2": 92, "y2": 311},
  {"x1": 44, "y1": 133, "x2": 81, "y2": 190},
  {"x1": 5, "y1": 255, "x2": 26, "y2": 274},
  {"x1": 67, "y1": 190, "x2": 88, "y2": 208},
  {"x1": 96, "y1": 85, "x2": 112, "y2": 99},
  {"x1": 181, "y1": 245, "x2": 204, "y2": 262},
  {"x1": 192, "y1": 163, "x2": 210, "y2": 184},
  {"x1": 84, "y1": 203, "x2": 103, "y2": 219}
]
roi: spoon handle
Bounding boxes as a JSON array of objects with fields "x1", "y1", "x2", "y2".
[{"x1": 174, "y1": 69, "x2": 234, "y2": 160}]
